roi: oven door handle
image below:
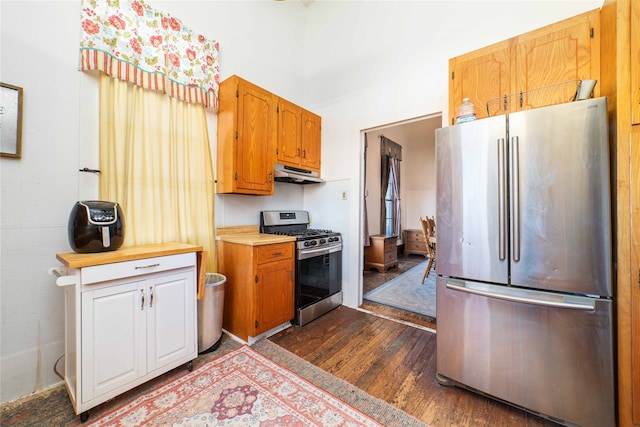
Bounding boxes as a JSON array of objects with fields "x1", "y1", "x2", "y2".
[{"x1": 298, "y1": 245, "x2": 342, "y2": 260}]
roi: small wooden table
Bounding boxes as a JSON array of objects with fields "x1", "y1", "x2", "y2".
[{"x1": 365, "y1": 234, "x2": 398, "y2": 272}]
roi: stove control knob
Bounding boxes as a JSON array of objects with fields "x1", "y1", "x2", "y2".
[
  {"x1": 311, "y1": 240, "x2": 317, "y2": 246},
  {"x1": 320, "y1": 239, "x2": 327, "y2": 244},
  {"x1": 304, "y1": 241, "x2": 311, "y2": 247}
]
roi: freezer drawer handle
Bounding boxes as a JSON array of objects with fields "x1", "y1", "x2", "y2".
[{"x1": 446, "y1": 282, "x2": 596, "y2": 311}]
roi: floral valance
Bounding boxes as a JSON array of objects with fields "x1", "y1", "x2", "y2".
[{"x1": 79, "y1": 0, "x2": 219, "y2": 109}]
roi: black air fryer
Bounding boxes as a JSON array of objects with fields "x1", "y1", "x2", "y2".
[{"x1": 68, "y1": 201, "x2": 125, "y2": 253}]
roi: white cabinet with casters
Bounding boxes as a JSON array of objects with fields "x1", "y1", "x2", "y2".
[{"x1": 53, "y1": 243, "x2": 201, "y2": 422}]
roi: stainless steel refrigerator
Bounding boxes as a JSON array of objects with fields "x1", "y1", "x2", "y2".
[{"x1": 435, "y1": 97, "x2": 614, "y2": 427}]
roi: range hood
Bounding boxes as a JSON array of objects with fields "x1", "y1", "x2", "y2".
[{"x1": 274, "y1": 164, "x2": 324, "y2": 184}]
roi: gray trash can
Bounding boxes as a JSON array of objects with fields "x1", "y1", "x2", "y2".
[{"x1": 197, "y1": 273, "x2": 226, "y2": 353}]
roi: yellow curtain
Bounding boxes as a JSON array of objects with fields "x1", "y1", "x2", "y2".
[{"x1": 99, "y1": 73, "x2": 216, "y2": 272}]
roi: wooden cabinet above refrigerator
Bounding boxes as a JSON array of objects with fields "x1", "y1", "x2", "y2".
[{"x1": 448, "y1": 8, "x2": 600, "y2": 124}]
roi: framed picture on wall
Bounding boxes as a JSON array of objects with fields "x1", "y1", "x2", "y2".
[{"x1": 1, "y1": 82, "x2": 24, "y2": 159}]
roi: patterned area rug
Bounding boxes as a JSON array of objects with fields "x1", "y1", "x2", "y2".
[
  {"x1": 363, "y1": 261, "x2": 436, "y2": 318},
  {"x1": 87, "y1": 345, "x2": 384, "y2": 427}
]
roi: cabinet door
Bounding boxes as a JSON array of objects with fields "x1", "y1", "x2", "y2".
[
  {"x1": 632, "y1": 132, "x2": 640, "y2": 425},
  {"x1": 514, "y1": 10, "x2": 599, "y2": 110},
  {"x1": 632, "y1": 0, "x2": 640, "y2": 125},
  {"x1": 301, "y1": 109, "x2": 321, "y2": 172},
  {"x1": 236, "y1": 79, "x2": 277, "y2": 194},
  {"x1": 277, "y1": 98, "x2": 302, "y2": 168},
  {"x1": 81, "y1": 281, "x2": 146, "y2": 403},
  {"x1": 147, "y1": 270, "x2": 196, "y2": 373},
  {"x1": 255, "y1": 259, "x2": 294, "y2": 335},
  {"x1": 449, "y1": 39, "x2": 512, "y2": 123}
]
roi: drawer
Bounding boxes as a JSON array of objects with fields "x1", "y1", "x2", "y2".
[
  {"x1": 384, "y1": 241, "x2": 397, "y2": 253},
  {"x1": 384, "y1": 250, "x2": 397, "y2": 263},
  {"x1": 81, "y1": 252, "x2": 196, "y2": 285},
  {"x1": 257, "y1": 243, "x2": 293, "y2": 264},
  {"x1": 406, "y1": 241, "x2": 427, "y2": 251},
  {"x1": 404, "y1": 230, "x2": 423, "y2": 242}
]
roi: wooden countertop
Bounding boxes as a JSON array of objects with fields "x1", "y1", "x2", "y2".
[
  {"x1": 216, "y1": 233, "x2": 296, "y2": 246},
  {"x1": 215, "y1": 225, "x2": 296, "y2": 246},
  {"x1": 56, "y1": 242, "x2": 203, "y2": 268}
]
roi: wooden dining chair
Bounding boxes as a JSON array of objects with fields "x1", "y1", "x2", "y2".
[
  {"x1": 426, "y1": 216, "x2": 436, "y2": 239},
  {"x1": 419, "y1": 216, "x2": 436, "y2": 283}
]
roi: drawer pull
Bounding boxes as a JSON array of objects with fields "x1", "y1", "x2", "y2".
[
  {"x1": 271, "y1": 251, "x2": 283, "y2": 257},
  {"x1": 135, "y1": 263, "x2": 160, "y2": 270}
]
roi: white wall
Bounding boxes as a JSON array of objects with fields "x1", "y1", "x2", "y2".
[
  {"x1": 0, "y1": 0, "x2": 603, "y2": 405},
  {"x1": 301, "y1": 0, "x2": 603, "y2": 309},
  {"x1": 0, "y1": 0, "x2": 308, "y2": 404}
]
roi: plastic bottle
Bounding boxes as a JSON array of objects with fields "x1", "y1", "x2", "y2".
[{"x1": 456, "y1": 98, "x2": 476, "y2": 124}]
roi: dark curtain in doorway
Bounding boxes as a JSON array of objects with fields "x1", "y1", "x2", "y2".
[{"x1": 380, "y1": 136, "x2": 402, "y2": 236}]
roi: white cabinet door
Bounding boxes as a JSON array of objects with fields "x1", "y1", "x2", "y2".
[
  {"x1": 81, "y1": 270, "x2": 196, "y2": 402},
  {"x1": 147, "y1": 270, "x2": 196, "y2": 373},
  {"x1": 81, "y1": 281, "x2": 146, "y2": 403}
]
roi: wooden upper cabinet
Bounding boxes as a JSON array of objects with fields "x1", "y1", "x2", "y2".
[
  {"x1": 448, "y1": 9, "x2": 600, "y2": 122},
  {"x1": 632, "y1": 0, "x2": 640, "y2": 125},
  {"x1": 301, "y1": 109, "x2": 321, "y2": 172},
  {"x1": 217, "y1": 75, "x2": 277, "y2": 195},
  {"x1": 515, "y1": 9, "x2": 600, "y2": 111},
  {"x1": 277, "y1": 98, "x2": 303, "y2": 168},
  {"x1": 276, "y1": 98, "x2": 322, "y2": 174},
  {"x1": 449, "y1": 39, "x2": 513, "y2": 123}
]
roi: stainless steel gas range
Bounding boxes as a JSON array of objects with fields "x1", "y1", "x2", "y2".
[{"x1": 260, "y1": 210, "x2": 342, "y2": 326}]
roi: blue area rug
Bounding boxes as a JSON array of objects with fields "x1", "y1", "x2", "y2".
[{"x1": 363, "y1": 261, "x2": 436, "y2": 318}]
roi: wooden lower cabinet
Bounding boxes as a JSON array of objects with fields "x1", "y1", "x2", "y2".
[
  {"x1": 403, "y1": 229, "x2": 428, "y2": 257},
  {"x1": 218, "y1": 241, "x2": 294, "y2": 342},
  {"x1": 365, "y1": 234, "x2": 398, "y2": 272},
  {"x1": 631, "y1": 132, "x2": 640, "y2": 425}
]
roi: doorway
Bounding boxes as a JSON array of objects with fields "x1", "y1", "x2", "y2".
[{"x1": 360, "y1": 113, "x2": 441, "y2": 327}]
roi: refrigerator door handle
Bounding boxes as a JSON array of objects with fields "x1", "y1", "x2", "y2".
[
  {"x1": 498, "y1": 138, "x2": 507, "y2": 260},
  {"x1": 511, "y1": 136, "x2": 520, "y2": 262},
  {"x1": 446, "y1": 280, "x2": 597, "y2": 311}
]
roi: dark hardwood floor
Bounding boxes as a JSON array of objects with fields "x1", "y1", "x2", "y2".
[
  {"x1": 269, "y1": 306, "x2": 558, "y2": 427},
  {"x1": 269, "y1": 251, "x2": 558, "y2": 427}
]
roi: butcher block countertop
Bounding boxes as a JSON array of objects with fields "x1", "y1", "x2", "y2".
[
  {"x1": 216, "y1": 225, "x2": 296, "y2": 246},
  {"x1": 56, "y1": 242, "x2": 203, "y2": 268}
]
